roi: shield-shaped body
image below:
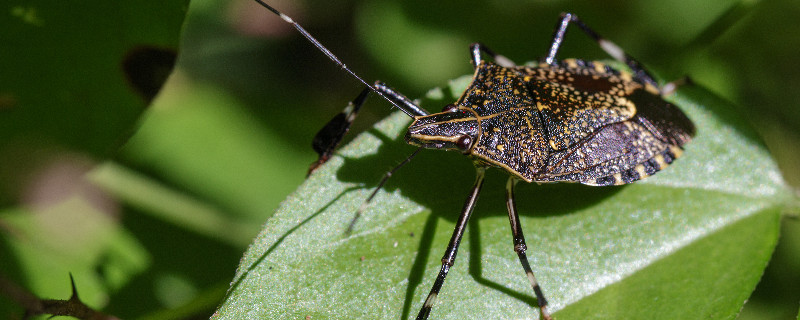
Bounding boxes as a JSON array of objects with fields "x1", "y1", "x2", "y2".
[{"x1": 406, "y1": 59, "x2": 694, "y2": 186}]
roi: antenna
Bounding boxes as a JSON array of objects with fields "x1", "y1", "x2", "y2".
[{"x1": 251, "y1": 0, "x2": 427, "y2": 117}]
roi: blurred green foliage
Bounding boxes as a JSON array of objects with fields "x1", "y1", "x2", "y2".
[{"x1": 1, "y1": 0, "x2": 798, "y2": 319}]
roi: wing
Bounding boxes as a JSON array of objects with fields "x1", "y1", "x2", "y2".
[
  {"x1": 458, "y1": 60, "x2": 694, "y2": 185},
  {"x1": 523, "y1": 60, "x2": 644, "y2": 151},
  {"x1": 535, "y1": 118, "x2": 685, "y2": 186},
  {"x1": 627, "y1": 87, "x2": 695, "y2": 146}
]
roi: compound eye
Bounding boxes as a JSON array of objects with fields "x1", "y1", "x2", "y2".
[
  {"x1": 456, "y1": 135, "x2": 472, "y2": 152},
  {"x1": 441, "y1": 103, "x2": 458, "y2": 113}
]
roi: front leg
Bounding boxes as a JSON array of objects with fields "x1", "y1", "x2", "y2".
[
  {"x1": 308, "y1": 82, "x2": 429, "y2": 175},
  {"x1": 308, "y1": 87, "x2": 371, "y2": 175},
  {"x1": 416, "y1": 167, "x2": 486, "y2": 320}
]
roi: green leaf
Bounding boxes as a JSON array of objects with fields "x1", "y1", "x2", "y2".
[
  {"x1": 213, "y1": 74, "x2": 792, "y2": 319},
  {"x1": 0, "y1": 0, "x2": 188, "y2": 316},
  {"x1": 0, "y1": 0, "x2": 187, "y2": 202}
]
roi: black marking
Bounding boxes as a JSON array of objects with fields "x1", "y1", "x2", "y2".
[
  {"x1": 644, "y1": 158, "x2": 660, "y2": 175},
  {"x1": 533, "y1": 285, "x2": 548, "y2": 308},
  {"x1": 663, "y1": 149, "x2": 677, "y2": 164},
  {"x1": 594, "y1": 175, "x2": 617, "y2": 186},
  {"x1": 620, "y1": 168, "x2": 641, "y2": 184}
]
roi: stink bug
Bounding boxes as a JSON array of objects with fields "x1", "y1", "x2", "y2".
[{"x1": 253, "y1": 2, "x2": 694, "y2": 319}]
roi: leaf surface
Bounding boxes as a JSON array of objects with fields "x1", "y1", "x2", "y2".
[{"x1": 213, "y1": 76, "x2": 791, "y2": 320}]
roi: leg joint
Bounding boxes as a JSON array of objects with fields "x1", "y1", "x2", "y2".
[{"x1": 440, "y1": 257, "x2": 454, "y2": 267}]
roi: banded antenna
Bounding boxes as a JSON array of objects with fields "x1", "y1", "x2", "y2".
[{"x1": 251, "y1": 0, "x2": 428, "y2": 118}]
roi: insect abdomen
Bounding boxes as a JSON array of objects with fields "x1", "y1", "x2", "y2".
[
  {"x1": 535, "y1": 91, "x2": 694, "y2": 186},
  {"x1": 588, "y1": 144, "x2": 684, "y2": 186}
]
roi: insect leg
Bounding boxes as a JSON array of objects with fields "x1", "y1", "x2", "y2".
[
  {"x1": 505, "y1": 178, "x2": 552, "y2": 320},
  {"x1": 253, "y1": 0, "x2": 434, "y2": 173},
  {"x1": 469, "y1": 43, "x2": 517, "y2": 68},
  {"x1": 416, "y1": 167, "x2": 486, "y2": 320},
  {"x1": 308, "y1": 87, "x2": 370, "y2": 175},
  {"x1": 660, "y1": 76, "x2": 693, "y2": 96},
  {"x1": 308, "y1": 81, "x2": 429, "y2": 175},
  {"x1": 345, "y1": 147, "x2": 422, "y2": 234},
  {"x1": 545, "y1": 12, "x2": 660, "y2": 89}
]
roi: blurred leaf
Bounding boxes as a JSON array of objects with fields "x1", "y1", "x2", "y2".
[
  {"x1": 0, "y1": 0, "x2": 188, "y2": 317},
  {"x1": 0, "y1": 197, "x2": 151, "y2": 314},
  {"x1": 0, "y1": 1, "x2": 187, "y2": 199},
  {"x1": 212, "y1": 75, "x2": 792, "y2": 319},
  {"x1": 118, "y1": 81, "x2": 309, "y2": 222}
]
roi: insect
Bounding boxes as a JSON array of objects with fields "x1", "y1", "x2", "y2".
[{"x1": 254, "y1": 1, "x2": 695, "y2": 319}]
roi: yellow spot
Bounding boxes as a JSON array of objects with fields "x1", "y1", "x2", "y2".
[
  {"x1": 536, "y1": 101, "x2": 548, "y2": 111},
  {"x1": 669, "y1": 145, "x2": 684, "y2": 158},
  {"x1": 593, "y1": 62, "x2": 606, "y2": 73},
  {"x1": 619, "y1": 71, "x2": 633, "y2": 82},
  {"x1": 524, "y1": 117, "x2": 534, "y2": 131},
  {"x1": 653, "y1": 155, "x2": 668, "y2": 170},
  {"x1": 493, "y1": 127, "x2": 500, "y2": 132},
  {"x1": 613, "y1": 173, "x2": 624, "y2": 185},
  {"x1": 497, "y1": 144, "x2": 505, "y2": 152},
  {"x1": 622, "y1": 98, "x2": 637, "y2": 116},
  {"x1": 635, "y1": 164, "x2": 647, "y2": 178},
  {"x1": 644, "y1": 83, "x2": 660, "y2": 95}
]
